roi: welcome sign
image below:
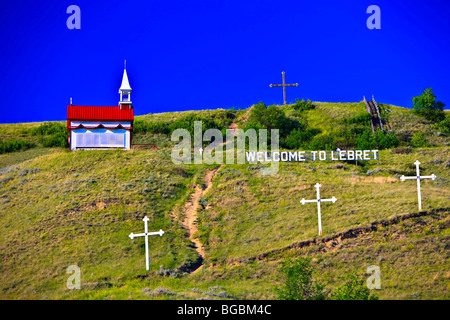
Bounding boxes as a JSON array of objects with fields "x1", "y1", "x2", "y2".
[{"x1": 246, "y1": 150, "x2": 379, "y2": 162}]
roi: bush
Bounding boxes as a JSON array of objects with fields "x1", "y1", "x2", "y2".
[
  {"x1": 433, "y1": 115, "x2": 450, "y2": 134},
  {"x1": 0, "y1": 139, "x2": 34, "y2": 154},
  {"x1": 40, "y1": 132, "x2": 69, "y2": 148},
  {"x1": 31, "y1": 122, "x2": 66, "y2": 136},
  {"x1": 169, "y1": 114, "x2": 221, "y2": 136},
  {"x1": 331, "y1": 272, "x2": 377, "y2": 300},
  {"x1": 285, "y1": 128, "x2": 321, "y2": 149},
  {"x1": 292, "y1": 99, "x2": 315, "y2": 112},
  {"x1": 412, "y1": 88, "x2": 446, "y2": 123},
  {"x1": 410, "y1": 130, "x2": 428, "y2": 148},
  {"x1": 308, "y1": 134, "x2": 335, "y2": 150},
  {"x1": 245, "y1": 102, "x2": 304, "y2": 148},
  {"x1": 133, "y1": 119, "x2": 173, "y2": 135},
  {"x1": 333, "y1": 126, "x2": 366, "y2": 149},
  {"x1": 276, "y1": 258, "x2": 377, "y2": 300},
  {"x1": 356, "y1": 129, "x2": 399, "y2": 150},
  {"x1": 343, "y1": 113, "x2": 372, "y2": 125},
  {"x1": 275, "y1": 258, "x2": 327, "y2": 300},
  {"x1": 245, "y1": 102, "x2": 302, "y2": 136},
  {"x1": 30, "y1": 122, "x2": 69, "y2": 148}
]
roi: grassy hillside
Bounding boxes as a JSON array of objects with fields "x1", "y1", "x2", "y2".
[{"x1": 0, "y1": 102, "x2": 449, "y2": 300}]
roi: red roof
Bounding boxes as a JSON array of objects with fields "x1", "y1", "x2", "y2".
[{"x1": 67, "y1": 105, "x2": 134, "y2": 122}]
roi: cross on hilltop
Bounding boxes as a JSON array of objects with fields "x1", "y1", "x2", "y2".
[{"x1": 269, "y1": 71, "x2": 298, "y2": 105}]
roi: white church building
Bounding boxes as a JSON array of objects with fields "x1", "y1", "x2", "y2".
[{"x1": 67, "y1": 65, "x2": 134, "y2": 150}]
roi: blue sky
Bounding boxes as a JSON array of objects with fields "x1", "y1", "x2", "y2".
[{"x1": 0, "y1": 0, "x2": 449, "y2": 123}]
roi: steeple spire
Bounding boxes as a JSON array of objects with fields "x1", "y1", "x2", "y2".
[{"x1": 119, "y1": 61, "x2": 132, "y2": 109}]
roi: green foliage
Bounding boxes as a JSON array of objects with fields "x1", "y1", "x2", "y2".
[
  {"x1": 331, "y1": 272, "x2": 377, "y2": 300},
  {"x1": 356, "y1": 129, "x2": 399, "y2": 150},
  {"x1": 412, "y1": 88, "x2": 446, "y2": 123},
  {"x1": 0, "y1": 138, "x2": 34, "y2": 154},
  {"x1": 308, "y1": 134, "x2": 335, "y2": 150},
  {"x1": 134, "y1": 111, "x2": 234, "y2": 136},
  {"x1": 133, "y1": 120, "x2": 170, "y2": 135},
  {"x1": 433, "y1": 115, "x2": 450, "y2": 134},
  {"x1": 31, "y1": 122, "x2": 69, "y2": 148},
  {"x1": 292, "y1": 99, "x2": 315, "y2": 112},
  {"x1": 410, "y1": 130, "x2": 429, "y2": 148},
  {"x1": 276, "y1": 258, "x2": 377, "y2": 300},
  {"x1": 40, "y1": 133, "x2": 69, "y2": 148},
  {"x1": 245, "y1": 102, "x2": 304, "y2": 148},
  {"x1": 285, "y1": 128, "x2": 321, "y2": 149},
  {"x1": 31, "y1": 122, "x2": 66, "y2": 136},
  {"x1": 169, "y1": 114, "x2": 220, "y2": 135},
  {"x1": 245, "y1": 102, "x2": 302, "y2": 137},
  {"x1": 275, "y1": 258, "x2": 327, "y2": 300},
  {"x1": 343, "y1": 113, "x2": 372, "y2": 125}
]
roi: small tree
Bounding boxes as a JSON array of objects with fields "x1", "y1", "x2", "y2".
[
  {"x1": 412, "y1": 88, "x2": 446, "y2": 123},
  {"x1": 275, "y1": 258, "x2": 327, "y2": 300}
]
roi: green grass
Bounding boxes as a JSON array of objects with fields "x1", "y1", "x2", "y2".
[
  {"x1": 197, "y1": 147, "x2": 450, "y2": 266},
  {"x1": 0, "y1": 102, "x2": 449, "y2": 300}
]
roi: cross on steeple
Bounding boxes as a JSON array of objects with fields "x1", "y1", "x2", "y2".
[
  {"x1": 269, "y1": 71, "x2": 298, "y2": 105},
  {"x1": 119, "y1": 60, "x2": 132, "y2": 109}
]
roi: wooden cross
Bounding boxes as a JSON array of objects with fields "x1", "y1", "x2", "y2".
[
  {"x1": 301, "y1": 183, "x2": 337, "y2": 235},
  {"x1": 129, "y1": 216, "x2": 164, "y2": 271},
  {"x1": 400, "y1": 160, "x2": 436, "y2": 211},
  {"x1": 269, "y1": 71, "x2": 298, "y2": 105}
]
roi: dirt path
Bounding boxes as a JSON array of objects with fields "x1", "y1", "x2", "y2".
[
  {"x1": 180, "y1": 165, "x2": 223, "y2": 273},
  {"x1": 177, "y1": 120, "x2": 237, "y2": 273}
]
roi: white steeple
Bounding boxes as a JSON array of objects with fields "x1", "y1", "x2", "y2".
[{"x1": 119, "y1": 60, "x2": 132, "y2": 109}]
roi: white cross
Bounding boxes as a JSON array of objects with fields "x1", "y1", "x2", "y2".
[
  {"x1": 301, "y1": 183, "x2": 337, "y2": 236},
  {"x1": 129, "y1": 216, "x2": 164, "y2": 271},
  {"x1": 400, "y1": 160, "x2": 436, "y2": 211}
]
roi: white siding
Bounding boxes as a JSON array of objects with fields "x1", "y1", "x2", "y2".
[{"x1": 72, "y1": 128, "x2": 130, "y2": 150}]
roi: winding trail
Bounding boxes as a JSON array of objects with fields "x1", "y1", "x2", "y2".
[
  {"x1": 177, "y1": 120, "x2": 237, "y2": 273},
  {"x1": 179, "y1": 165, "x2": 223, "y2": 273}
]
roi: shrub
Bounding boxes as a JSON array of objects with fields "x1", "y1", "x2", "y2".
[
  {"x1": 276, "y1": 258, "x2": 378, "y2": 300},
  {"x1": 308, "y1": 134, "x2": 335, "y2": 150},
  {"x1": 285, "y1": 128, "x2": 321, "y2": 149},
  {"x1": 133, "y1": 119, "x2": 170, "y2": 135},
  {"x1": 245, "y1": 102, "x2": 304, "y2": 149},
  {"x1": 40, "y1": 132, "x2": 69, "y2": 148},
  {"x1": 378, "y1": 131, "x2": 400, "y2": 149},
  {"x1": 275, "y1": 258, "x2": 327, "y2": 300},
  {"x1": 331, "y1": 272, "x2": 377, "y2": 300},
  {"x1": 292, "y1": 99, "x2": 315, "y2": 112},
  {"x1": 343, "y1": 113, "x2": 372, "y2": 125},
  {"x1": 0, "y1": 139, "x2": 34, "y2": 154},
  {"x1": 433, "y1": 115, "x2": 450, "y2": 134},
  {"x1": 31, "y1": 122, "x2": 69, "y2": 148},
  {"x1": 31, "y1": 122, "x2": 66, "y2": 136},
  {"x1": 410, "y1": 130, "x2": 429, "y2": 148},
  {"x1": 246, "y1": 102, "x2": 302, "y2": 136},
  {"x1": 333, "y1": 126, "x2": 366, "y2": 149},
  {"x1": 356, "y1": 129, "x2": 399, "y2": 150},
  {"x1": 169, "y1": 114, "x2": 220, "y2": 135}
]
